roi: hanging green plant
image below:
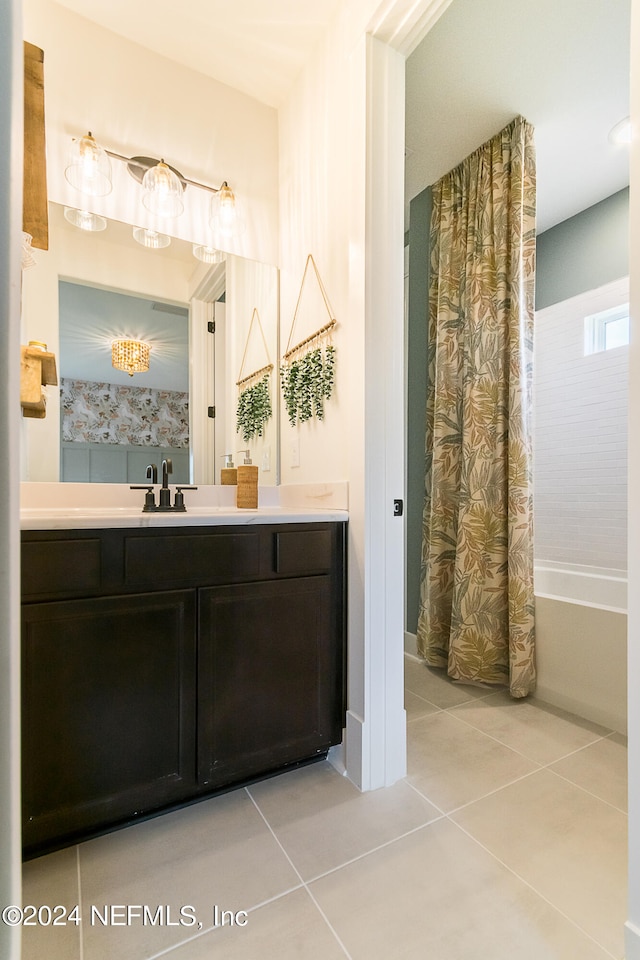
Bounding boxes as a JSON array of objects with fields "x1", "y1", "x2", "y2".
[
  {"x1": 236, "y1": 374, "x2": 272, "y2": 442},
  {"x1": 280, "y1": 255, "x2": 337, "y2": 427},
  {"x1": 280, "y1": 343, "x2": 336, "y2": 426}
]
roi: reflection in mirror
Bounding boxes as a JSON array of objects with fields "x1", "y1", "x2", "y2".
[
  {"x1": 59, "y1": 282, "x2": 190, "y2": 484},
  {"x1": 20, "y1": 202, "x2": 279, "y2": 485}
]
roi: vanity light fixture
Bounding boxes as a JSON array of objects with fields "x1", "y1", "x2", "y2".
[
  {"x1": 63, "y1": 207, "x2": 107, "y2": 232},
  {"x1": 132, "y1": 226, "x2": 171, "y2": 249},
  {"x1": 192, "y1": 243, "x2": 225, "y2": 264},
  {"x1": 111, "y1": 338, "x2": 151, "y2": 377},
  {"x1": 64, "y1": 132, "x2": 113, "y2": 197},
  {"x1": 65, "y1": 132, "x2": 241, "y2": 235}
]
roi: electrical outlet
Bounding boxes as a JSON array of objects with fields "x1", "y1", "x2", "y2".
[
  {"x1": 290, "y1": 436, "x2": 300, "y2": 468},
  {"x1": 262, "y1": 447, "x2": 271, "y2": 472}
]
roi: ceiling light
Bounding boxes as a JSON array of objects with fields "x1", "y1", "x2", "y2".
[
  {"x1": 142, "y1": 160, "x2": 185, "y2": 218},
  {"x1": 192, "y1": 243, "x2": 225, "y2": 264},
  {"x1": 64, "y1": 132, "x2": 112, "y2": 197},
  {"x1": 111, "y1": 339, "x2": 150, "y2": 377},
  {"x1": 64, "y1": 207, "x2": 107, "y2": 232},
  {"x1": 609, "y1": 117, "x2": 632, "y2": 146},
  {"x1": 132, "y1": 226, "x2": 171, "y2": 249}
]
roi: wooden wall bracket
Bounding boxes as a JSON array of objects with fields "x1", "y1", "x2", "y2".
[{"x1": 20, "y1": 345, "x2": 58, "y2": 419}]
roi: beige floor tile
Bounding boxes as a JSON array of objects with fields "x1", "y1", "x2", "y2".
[
  {"x1": 451, "y1": 768, "x2": 627, "y2": 958},
  {"x1": 79, "y1": 789, "x2": 300, "y2": 960},
  {"x1": 404, "y1": 657, "x2": 497, "y2": 708},
  {"x1": 163, "y1": 888, "x2": 348, "y2": 959},
  {"x1": 451, "y1": 691, "x2": 612, "y2": 765},
  {"x1": 248, "y1": 760, "x2": 441, "y2": 879},
  {"x1": 21, "y1": 846, "x2": 81, "y2": 960},
  {"x1": 310, "y1": 818, "x2": 611, "y2": 960},
  {"x1": 407, "y1": 711, "x2": 538, "y2": 811},
  {"x1": 550, "y1": 733, "x2": 628, "y2": 812},
  {"x1": 405, "y1": 688, "x2": 440, "y2": 721}
]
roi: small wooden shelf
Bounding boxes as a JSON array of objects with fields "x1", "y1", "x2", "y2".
[{"x1": 20, "y1": 345, "x2": 58, "y2": 419}]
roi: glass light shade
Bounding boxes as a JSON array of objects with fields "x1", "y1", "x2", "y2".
[
  {"x1": 192, "y1": 243, "x2": 225, "y2": 264},
  {"x1": 64, "y1": 207, "x2": 107, "y2": 232},
  {"x1": 64, "y1": 133, "x2": 112, "y2": 197},
  {"x1": 132, "y1": 226, "x2": 171, "y2": 249},
  {"x1": 209, "y1": 181, "x2": 243, "y2": 238},
  {"x1": 141, "y1": 160, "x2": 184, "y2": 218},
  {"x1": 111, "y1": 339, "x2": 150, "y2": 377}
]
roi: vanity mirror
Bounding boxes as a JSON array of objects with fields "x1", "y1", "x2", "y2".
[{"x1": 20, "y1": 202, "x2": 279, "y2": 486}]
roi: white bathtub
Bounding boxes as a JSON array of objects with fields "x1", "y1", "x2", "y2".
[
  {"x1": 534, "y1": 560, "x2": 627, "y2": 613},
  {"x1": 533, "y1": 561, "x2": 627, "y2": 735}
]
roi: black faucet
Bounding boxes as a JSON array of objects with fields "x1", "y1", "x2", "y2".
[
  {"x1": 130, "y1": 458, "x2": 197, "y2": 511},
  {"x1": 159, "y1": 458, "x2": 172, "y2": 508}
]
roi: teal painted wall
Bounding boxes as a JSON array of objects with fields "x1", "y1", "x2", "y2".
[
  {"x1": 406, "y1": 186, "x2": 431, "y2": 635},
  {"x1": 536, "y1": 188, "x2": 629, "y2": 310}
]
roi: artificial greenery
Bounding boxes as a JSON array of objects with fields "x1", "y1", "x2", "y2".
[
  {"x1": 236, "y1": 374, "x2": 272, "y2": 442},
  {"x1": 280, "y1": 344, "x2": 336, "y2": 427}
]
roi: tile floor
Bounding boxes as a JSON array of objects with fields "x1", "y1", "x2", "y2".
[{"x1": 22, "y1": 656, "x2": 628, "y2": 959}]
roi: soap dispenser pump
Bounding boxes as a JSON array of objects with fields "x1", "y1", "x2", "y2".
[
  {"x1": 220, "y1": 453, "x2": 237, "y2": 486},
  {"x1": 236, "y1": 449, "x2": 258, "y2": 509}
]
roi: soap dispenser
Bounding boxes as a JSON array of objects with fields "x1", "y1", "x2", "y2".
[
  {"x1": 220, "y1": 453, "x2": 237, "y2": 486},
  {"x1": 236, "y1": 450, "x2": 259, "y2": 509}
]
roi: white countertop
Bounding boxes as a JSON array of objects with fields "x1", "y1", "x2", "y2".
[{"x1": 20, "y1": 505, "x2": 349, "y2": 530}]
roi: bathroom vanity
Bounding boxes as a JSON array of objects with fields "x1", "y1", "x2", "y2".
[{"x1": 20, "y1": 511, "x2": 346, "y2": 858}]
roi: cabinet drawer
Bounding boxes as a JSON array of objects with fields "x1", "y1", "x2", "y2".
[
  {"x1": 123, "y1": 530, "x2": 261, "y2": 588},
  {"x1": 22, "y1": 537, "x2": 102, "y2": 600},
  {"x1": 273, "y1": 529, "x2": 333, "y2": 575}
]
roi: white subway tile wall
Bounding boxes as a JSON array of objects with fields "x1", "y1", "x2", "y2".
[{"x1": 533, "y1": 277, "x2": 629, "y2": 571}]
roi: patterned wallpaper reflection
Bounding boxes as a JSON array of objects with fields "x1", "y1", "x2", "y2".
[{"x1": 61, "y1": 378, "x2": 189, "y2": 448}]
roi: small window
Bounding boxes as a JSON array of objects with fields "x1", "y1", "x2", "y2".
[{"x1": 584, "y1": 303, "x2": 630, "y2": 354}]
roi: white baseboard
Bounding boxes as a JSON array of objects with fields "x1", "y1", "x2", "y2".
[
  {"x1": 327, "y1": 740, "x2": 347, "y2": 776},
  {"x1": 626, "y1": 919, "x2": 640, "y2": 959},
  {"x1": 344, "y1": 710, "x2": 365, "y2": 789},
  {"x1": 404, "y1": 630, "x2": 418, "y2": 657}
]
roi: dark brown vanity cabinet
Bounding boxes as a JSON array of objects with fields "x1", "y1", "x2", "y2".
[
  {"x1": 22, "y1": 590, "x2": 196, "y2": 853},
  {"x1": 21, "y1": 522, "x2": 346, "y2": 858}
]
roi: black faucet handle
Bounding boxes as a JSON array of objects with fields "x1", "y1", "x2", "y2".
[
  {"x1": 145, "y1": 463, "x2": 158, "y2": 484},
  {"x1": 130, "y1": 485, "x2": 157, "y2": 512},
  {"x1": 173, "y1": 486, "x2": 198, "y2": 511}
]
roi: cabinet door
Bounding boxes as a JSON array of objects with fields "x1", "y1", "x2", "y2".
[
  {"x1": 198, "y1": 577, "x2": 341, "y2": 787},
  {"x1": 22, "y1": 590, "x2": 196, "y2": 855}
]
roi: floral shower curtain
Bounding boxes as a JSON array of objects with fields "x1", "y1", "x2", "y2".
[{"x1": 416, "y1": 116, "x2": 536, "y2": 698}]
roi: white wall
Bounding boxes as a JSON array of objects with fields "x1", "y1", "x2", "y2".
[
  {"x1": 0, "y1": 0, "x2": 22, "y2": 956},
  {"x1": 534, "y1": 277, "x2": 629, "y2": 570},
  {"x1": 23, "y1": 0, "x2": 279, "y2": 265},
  {"x1": 626, "y1": 1, "x2": 640, "y2": 954},
  {"x1": 278, "y1": 0, "x2": 434, "y2": 789}
]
